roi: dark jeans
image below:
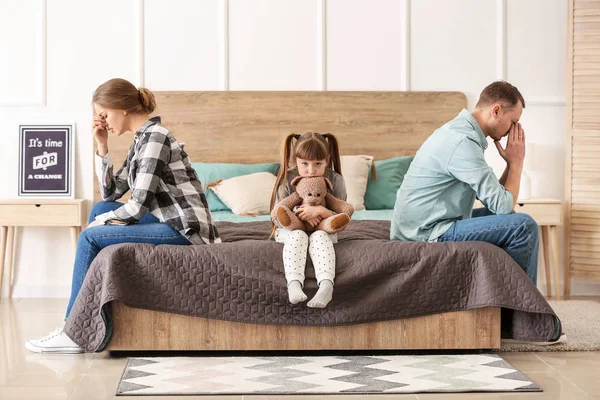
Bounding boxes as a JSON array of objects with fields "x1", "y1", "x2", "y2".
[{"x1": 438, "y1": 207, "x2": 539, "y2": 285}]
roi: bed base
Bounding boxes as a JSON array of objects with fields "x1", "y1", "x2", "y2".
[{"x1": 107, "y1": 302, "x2": 501, "y2": 351}]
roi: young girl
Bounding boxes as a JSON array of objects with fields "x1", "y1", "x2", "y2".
[
  {"x1": 270, "y1": 132, "x2": 350, "y2": 308},
  {"x1": 26, "y1": 78, "x2": 220, "y2": 353}
]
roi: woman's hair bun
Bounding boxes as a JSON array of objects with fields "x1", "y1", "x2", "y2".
[{"x1": 138, "y1": 87, "x2": 156, "y2": 114}]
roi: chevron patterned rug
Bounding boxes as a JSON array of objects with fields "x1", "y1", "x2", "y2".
[{"x1": 116, "y1": 354, "x2": 540, "y2": 395}]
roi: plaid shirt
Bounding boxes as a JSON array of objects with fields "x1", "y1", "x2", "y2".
[{"x1": 94, "y1": 117, "x2": 221, "y2": 244}]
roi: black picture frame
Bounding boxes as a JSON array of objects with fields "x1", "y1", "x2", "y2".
[{"x1": 18, "y1": 124, "x2": 74, "y2": 197}]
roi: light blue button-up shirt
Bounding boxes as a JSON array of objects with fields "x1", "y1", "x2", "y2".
[{"x1": 391, "y1": 109, "x2": 514, "y2": 242}]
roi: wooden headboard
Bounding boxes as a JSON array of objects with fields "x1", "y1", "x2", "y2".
[{"x1": 93, "y1": 91, "x2": 466, "y2": 202}]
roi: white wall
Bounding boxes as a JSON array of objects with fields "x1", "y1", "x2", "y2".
[{"x1": 1, "y1": 0, "x2": 592, "y2": 298}]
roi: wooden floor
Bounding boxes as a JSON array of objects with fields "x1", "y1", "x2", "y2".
[{"x1": 2, "y1": 298, "x2": 599, "y2": 400}]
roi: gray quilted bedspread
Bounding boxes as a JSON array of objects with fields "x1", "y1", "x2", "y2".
[{"x1": 64, "y1": 220, "x2": 560, "y2": 352}]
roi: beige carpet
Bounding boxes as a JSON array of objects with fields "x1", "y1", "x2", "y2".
[{"x1": 501, "y1": 300, "x2": 600, "y2": 352}]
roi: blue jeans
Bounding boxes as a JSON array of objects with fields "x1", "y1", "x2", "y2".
[
  {"x1": 65, "y1": 201, "x2": 191, "y2": 318},
  {"x1": 438, "y1": 208, "x2": 538, "y2": 285}
]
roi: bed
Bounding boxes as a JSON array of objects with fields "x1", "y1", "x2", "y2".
[{"x1": 65, "y1": 91, "x2": 560, "y2": 352}]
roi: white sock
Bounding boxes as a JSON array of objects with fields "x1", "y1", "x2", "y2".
[
  {"x1": 288, "y1": 280, "x2": 307, "y2": 304},
  {"x1": 308, "y1": 280, "x2": 333, "y2": 308}
]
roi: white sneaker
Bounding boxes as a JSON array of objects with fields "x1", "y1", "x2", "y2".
[
  {"x1": 502, "y1": 333, "x2": 567, "y2": 346},
  {"x1": 25, "y1": 328, "x2": 84, "y2": 354}
]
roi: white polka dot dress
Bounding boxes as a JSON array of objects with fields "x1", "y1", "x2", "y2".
[
  {"x1": 308, "y1": 230, "x2": 335, "y2": 285},
  {"x1": 275, "y1": 228, "x2": 336, "y2": 287},
  {"x1": 275, "y1": 228, "x2": 308, "y2": 286}
]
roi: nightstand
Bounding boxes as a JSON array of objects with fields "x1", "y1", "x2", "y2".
[
  {"x1": 0, "y1": 199, "x2": 86, "y2": 298},
  {"x1": 514, "y1": 199, "x2": 563, "y2": 299}
]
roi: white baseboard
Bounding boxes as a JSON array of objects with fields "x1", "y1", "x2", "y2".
[
  {"x1": 568, "y1": 282, "x2": 600, "y2": 297},
  {"x1": 537, "y1": 281, "x2": 600, "y2": 297},
  {"x1": 5, "y1": 284, "x2": 70, "y2": 298}
]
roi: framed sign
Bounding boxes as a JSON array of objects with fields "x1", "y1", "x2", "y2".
[{"x1": 19, "y1": 124, "x2": 74, "y2": 197}]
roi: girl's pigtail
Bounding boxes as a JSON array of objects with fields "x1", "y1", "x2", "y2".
[
  {"x1": 325, "y1": 133, "x2": 343, "y2": 175},
  {"x1": 269, "y1": 133, "x2": 296, "y2": 236}
]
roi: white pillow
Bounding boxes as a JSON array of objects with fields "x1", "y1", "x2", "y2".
[
  {"x1": 340, "y1": 155, "x2": 374, "y2": 211},
  {"x1": 208, "y1": 172, "x2": 277, "y2": 216}
]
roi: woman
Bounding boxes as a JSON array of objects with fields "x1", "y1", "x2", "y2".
[{"x1": 26, "y1": 78, "x2": 220, "y2": 353}]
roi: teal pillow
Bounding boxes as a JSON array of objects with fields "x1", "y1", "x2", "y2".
[
  {"x1": 364, "y1": 156, "x2": 413, "y2": 210},
  {"x1": 192, "y1": 162, "x2": 280, "y2": 212}
]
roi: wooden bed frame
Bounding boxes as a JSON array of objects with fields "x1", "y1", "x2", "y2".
[{"x1": 95, "y1": 91, "x2": 501, "y2": 351}]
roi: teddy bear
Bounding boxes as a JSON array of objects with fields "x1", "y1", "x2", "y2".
[{"x1": 271, "y1": 176, "x2": 354, "y2": 234}]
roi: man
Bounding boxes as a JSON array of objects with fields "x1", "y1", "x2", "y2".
[{"x1": 391, "y1": 81, "x2": 537, "y2": 284}]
